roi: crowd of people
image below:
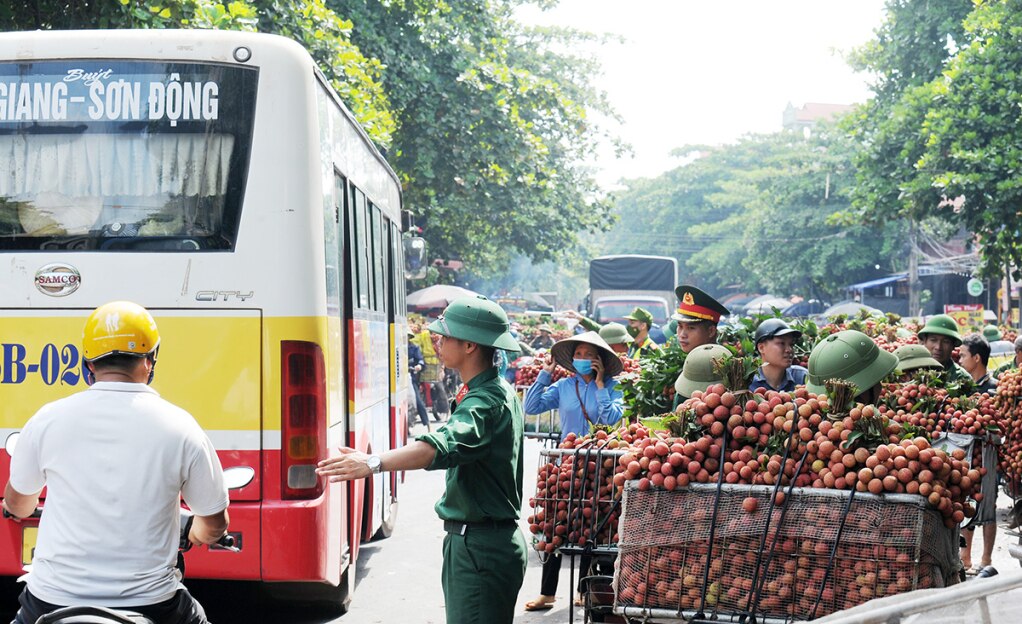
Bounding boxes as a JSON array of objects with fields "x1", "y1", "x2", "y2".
[{"x1": 375, "y1": 285, "x2": 1022, "y2": 623}]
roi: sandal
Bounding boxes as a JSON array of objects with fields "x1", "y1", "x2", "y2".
[
  {"x1": 964, "y1": 564, "x2": 982, "y2": 576},
  {"x1": 525, "y1": 598, "x2": 555, "y2": 612}
]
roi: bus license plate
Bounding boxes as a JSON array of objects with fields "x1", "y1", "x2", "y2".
[{"x1": 22, "y1": 527, "x2": 37, "y2": 565}]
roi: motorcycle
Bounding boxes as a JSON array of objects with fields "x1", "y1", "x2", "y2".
[{"x1": 3, "y1": 431, "x2": 251, "y2": 624}]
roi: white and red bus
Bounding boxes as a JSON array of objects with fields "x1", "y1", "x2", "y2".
[{"x1": 0, "y1": 29, "x2": 418, "y2": 610}]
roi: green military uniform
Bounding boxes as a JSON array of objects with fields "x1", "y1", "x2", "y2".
[
  {"x1": 917, "y1": 314, "x2": 973, "y2": 387},
  {"x1": 995, "y1": 359, "x2": 1018, "y2": 379},
  {"x1": 628, "y1": 336, "x2": 659, "y2": 359},
  {"x1": 624, "y1": 307, "x2": 661, "y2": 359},
  {"x1": 418, "y1": 296, "x2": 527, "y2": 624},
  {"x1": 944, "y1": 360, "x2": 973, "y2": 385}
]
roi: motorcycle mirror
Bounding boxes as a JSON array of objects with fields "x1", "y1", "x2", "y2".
[
  {"x1": 223, "y1": 466, "x2": 255, "y2": 490},
  {"x1": 5, "y1": 432, "x2": 19, "y2": 457}
]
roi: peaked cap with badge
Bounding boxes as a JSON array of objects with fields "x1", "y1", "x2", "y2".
[{"x1": 673, "y1": 285, "x2": 730, "y2": 323}]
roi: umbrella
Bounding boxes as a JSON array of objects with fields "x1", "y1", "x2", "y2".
[
  {"x1": 744, "y1": 298, "x2": 792, "y2": 315},
  {"x1": 407, "y1": 284, "x2": 482, "y2": 309},
  {"x1": 818, "y1": 301, "x2": 883, "y2": 319}
]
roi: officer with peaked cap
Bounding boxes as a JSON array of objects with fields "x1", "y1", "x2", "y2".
[
  {"x1": 750, "y1": 319, "x2": 807, "y2": 393},
  {"x1": 624, "y1": 307, "x2": 660, "y2": 358},
  {"x1": 806, "y1": 329, "x2": 899, "y2": 405},
  {"x1": 917, "y1": 314, "x2": 971, "y2": 384},
  {"x1": 318, "y1": 296, "x2": 526, "y2": 624},
  {"x1": 673, "y1": 285, "x2": 729, "y2": 353}
]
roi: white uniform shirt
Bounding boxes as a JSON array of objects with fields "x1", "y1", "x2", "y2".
[{"x1": 9, "y1": 382, "x2": 229, "y2": 607}]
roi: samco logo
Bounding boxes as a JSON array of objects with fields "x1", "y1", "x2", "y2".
[{"x1": 35, "y1": 263, "x2": 81, "y2": 297}]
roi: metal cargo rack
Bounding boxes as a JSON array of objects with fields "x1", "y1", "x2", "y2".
[
  {"x1": 533, "y1": 445, "x2": 630, "y2": 623},
  {"x1": 612, "y1": 481, "x2": 959, "y2": 624}
]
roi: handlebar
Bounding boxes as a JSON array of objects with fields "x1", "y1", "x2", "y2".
[{"x1": 2, "y1": 506, "x2": 42, "y2": 520}]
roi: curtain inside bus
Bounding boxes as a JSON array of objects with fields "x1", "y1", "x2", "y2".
[{"x1": 0, "y1": 60, "x2": 257, "y2": 251}]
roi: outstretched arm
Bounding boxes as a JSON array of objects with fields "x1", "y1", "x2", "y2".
[{"x1": 316, "y1": 441, "x2": 437, "y2": 482}]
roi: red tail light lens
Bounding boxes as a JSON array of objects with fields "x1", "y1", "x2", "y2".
[{"x1": 281, "y1": 340, "x2": 326, "y2": 500}]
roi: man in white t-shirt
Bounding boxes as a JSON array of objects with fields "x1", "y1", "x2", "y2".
[{"x1": 3, "y1": 301, "x2": 229, "y2": 624}]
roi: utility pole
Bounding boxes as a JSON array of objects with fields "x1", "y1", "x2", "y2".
[{"x1": 908, "y1": 219, "x2": 919, "y2": 317}]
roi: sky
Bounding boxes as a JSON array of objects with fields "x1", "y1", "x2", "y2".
[{"x1": 517, "y1": 0, "x2": 889, "y2": 181}]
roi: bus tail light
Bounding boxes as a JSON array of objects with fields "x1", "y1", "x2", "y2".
[{"x1": 281, "y1": 341, "x2": 326, "y2": 500}]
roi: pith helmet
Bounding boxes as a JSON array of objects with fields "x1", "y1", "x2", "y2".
[
  {"x1": 428, "y1": 296, "x2": 521, "y2": 352},
  {"x1": 917, "y1": 314, "x2": 963, "y2": 346},
  {"x1": 754, "y1": 318, "x2": 802, "y2": 344},
  {"x1": 675, "y1": 344, "x2": 729, "y2": 398},
  {"x1": 806, "y1": 330, "x2": 898, "y2": 395},
  {"x1": 551, "y1": 331, "x2": 623, "y2": 377},
  {"x1": 892, "y1": 344, "x2": 942, "y2": 372},
  {"x1": 599, "y1": 322, "x2": 634, "y2": 345},
  {"x1": 82, "y1": 301, "x2": 160, "y2": 361},
  {"x1": 983, "y1": 324, "x2": 1003, "y2": 342}
]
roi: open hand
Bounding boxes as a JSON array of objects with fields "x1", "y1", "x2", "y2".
[{"x1": 316, "y1": 447, "x2": 371, "y2": 482}]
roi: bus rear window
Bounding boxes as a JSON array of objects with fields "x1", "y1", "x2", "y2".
[{"x1": 0, "y1": 60, "x2": 257, "y2": 251}]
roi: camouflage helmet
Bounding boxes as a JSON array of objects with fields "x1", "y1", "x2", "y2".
[
  {"x1": 806, "y1": 330, "x2": 898, "y2": 395},
  {"x1": 428, "y1": 296, "x2": 520, "y2": 352},
  {"x1": 917, "y1": 314, "x2": 963, "y2": 347},
  {"x1": 675, "y1": 344, "x2": 729, "y2": 398}
]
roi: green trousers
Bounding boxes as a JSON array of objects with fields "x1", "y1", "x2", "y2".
[{"x1": 441, "y1": 525, "x2": 527, "y2": 624}]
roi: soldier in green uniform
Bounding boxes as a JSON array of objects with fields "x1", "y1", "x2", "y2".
[
  {"x1": 994, "y1": 336, "x2": 1022, "y2": 379},
  {"x1": 624, "y1": 307, "x2": 660, "y2": 358},
  {"x1": 805, "y1": 329, "x2": 899, "y2": 404},
  {"x1": 917, "y1": 314, "x2": 972, "y2": 384},
  {"x1": 317, "y1": 295, "x2": 527, "y2": 624}
]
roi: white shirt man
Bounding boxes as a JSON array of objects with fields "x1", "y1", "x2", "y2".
[{"x1": 5, "y1": 303, "x2": 229, "y2": 624}]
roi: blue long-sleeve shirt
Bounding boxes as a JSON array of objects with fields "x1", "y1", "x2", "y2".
[{"x1": 523, "y1": 370, "x2": 624, "y2": 441}]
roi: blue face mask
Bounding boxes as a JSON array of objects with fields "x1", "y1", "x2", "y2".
[{"x1": 573, "y1": 358, "x2": 593, "y2": 375}]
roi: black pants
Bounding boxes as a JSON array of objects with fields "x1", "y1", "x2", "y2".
[
  {"x1": 13, "y1": 587, "x2": 210, "y2": 624},
  {"x1": 411, "y1": 376, "x2": 429, "y2": 427},
  {"x1": 540, "y1": 552, "x2": 601, "y2": 596}
]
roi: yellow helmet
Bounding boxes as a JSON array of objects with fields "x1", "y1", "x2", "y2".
[{"x1": 82, "y1": 301, "x2": 160, "y2": 362}]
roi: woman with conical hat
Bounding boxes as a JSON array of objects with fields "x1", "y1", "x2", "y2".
[{"x1": 522, "y1": 331, "x2": 624, "y2": 611}]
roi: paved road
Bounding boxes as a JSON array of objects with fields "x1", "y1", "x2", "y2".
[{"x1": 0, "y1": 432, "x2": 1019, "y2": 622}]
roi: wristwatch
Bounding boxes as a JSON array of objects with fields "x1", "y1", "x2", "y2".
[{"x1": 367, "y1": 455, "x2": 383, "y2": 474}]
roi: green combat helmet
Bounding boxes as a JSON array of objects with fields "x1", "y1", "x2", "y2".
[
  {"x1": 675, "y1": 344, "x2": 730, "y2": 398},
  {"x1": 806, "y1": 330, "x2": 898, "y2": 395},
  {"x1": 892, "y1": 344, "x2": 942, "y2": 373},
  {"x1": 428, "y1": 296, "x2": 521, "y2": 352},
  {"x1": 983, "y1": 324, "x2": 1003, "y2": 343},
  {"x1": 917, "y1": 314, "x2": 963, "y2": 347},
  {"x1": 599, "y1": 322, "x2": 634, "y2": 346}
]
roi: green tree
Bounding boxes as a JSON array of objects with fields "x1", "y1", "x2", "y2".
[
  {"x1": 844, "y1": 0, "x2": 971, "y2": 225},
  {"x1": 601, "y1": 130, "x2": 905, "y2": 301},
  {"x1": 0, "y1": 0, "x2": 395, "y2": 145},
  {"x1": 332, "y1": 0, "x2": 616, "y2": 274},
  {"x1": 917, "y1": 0, "x2": 1022, "y2": 277}
]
